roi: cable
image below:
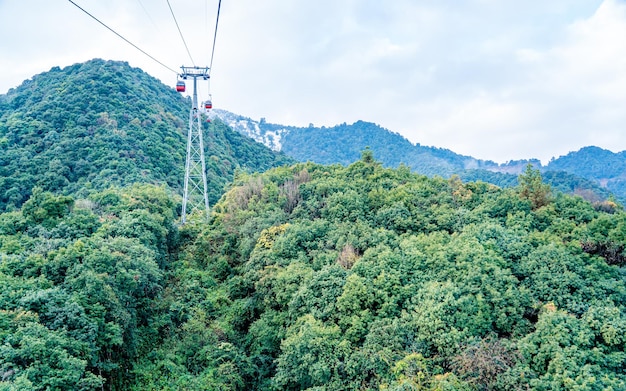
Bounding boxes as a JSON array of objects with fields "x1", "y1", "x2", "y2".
[
  {"x1": 67, "y1": 0, "x2": 178, "y2": 75},
  {"x1": 208, "y1": 0, "x2": 222, "y2": 77},
  {"x1": 136, "y1": 0, "x2": 160, "y2": 32},
  {"x1": 166, "y1": 0, "x2": 196, "y2": 67}
]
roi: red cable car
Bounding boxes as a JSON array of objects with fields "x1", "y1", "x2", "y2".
[
  {"x1": 176, "y1": 80, "x2": 186, "y2": 93},
  {"x1": 204, "y1": 99, "x2": 213, "y2": 109}
]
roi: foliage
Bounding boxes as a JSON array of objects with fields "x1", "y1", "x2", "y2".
[
  {"x1": 2, "y1": 153, "x2": 626, "y2": 390},
  {"x1": 518, "y1": 164, "x2": 552, "y2": 210},
  {"x1": 0, "y1": 59, "x2": 293, "y2": 211},
  {"x1": 246, "y1": 115, "x2": 617, "y2": 202},
  {"x1": 129, "y1": 154, "x2": 626, "y2": 390},
  {"x1": 3, "y1": 59, "x2": 626, "y2": 390},
  {"x1": 0, "y1": 185, "x2": 178, "y2": 390}
]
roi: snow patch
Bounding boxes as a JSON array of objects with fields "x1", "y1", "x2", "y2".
[{"x1": 210, "y1": 109, "x2": 288, "y2": 151}]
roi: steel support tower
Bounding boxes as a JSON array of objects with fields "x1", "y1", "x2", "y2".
[{"x1": 181, "y1": 66, "x2": 210, "y2": 224}]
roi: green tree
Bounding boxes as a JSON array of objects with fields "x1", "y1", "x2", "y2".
[
  {"x1": 518, "y1": 164, "x2": 551, "y2": 209},
  {"x1": 21, "y1": 187, "x2": 73, "y2": 227},
  {"x1": 273, "y1": 315, "x2": 351, "y2": 390}
]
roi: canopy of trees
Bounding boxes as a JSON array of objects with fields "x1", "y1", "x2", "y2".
[
  {"x1": 0, "y1": 185, "x2": 179, "y2": 389},
  {"x1": 2, "y1": 59, "x2": 626, "y2": 390},
  {"x1": 2, "y1": 155, "x2": 626, "y2": 390},
  {"x1": 0, "y1": 59, "x2": 293, "y2": 211},
  {"x1": 233, "y1": 115, "x2": 617, "y2": 202}
]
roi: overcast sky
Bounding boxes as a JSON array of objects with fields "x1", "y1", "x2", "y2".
[{"x1": 1, "y1": 0, "x2": 625, "y2": 164}]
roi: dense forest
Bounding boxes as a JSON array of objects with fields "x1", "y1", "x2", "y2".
[
  {"x1": 0, "y1": 59, "x2": 293, "y2": 211},
  {"x1": 0, "y1": 185, "x2": 178, "y2": 389},
  {"x1": 2, "y1": 60, "x2": 626, "y2": 390},
  {"x1": 3, "y1": 151, "x2": 626, "y2": 390},
  {"x1": 132, "y1": 157, "x2": 626, "y2": 390},
  {"x1": 547, "y1": 146, "x2": 626, "y2": 199},
  {"x1": 218, "y1": 112, "x2": 618, "y2": 202}
]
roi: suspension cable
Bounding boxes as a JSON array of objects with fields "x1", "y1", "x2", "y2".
[
  {"x1": 136, "y1": 0, "x2": 160, "y2": 32},
  {"x1": 67, "y1": 0, "x2": 178, "y2": 75},
  {"x1": 208, "y1": 0, "x2": 222, "y2": 77},
  {"x1": 166, "y1": 0, "x2": 196, "y2": 67}
]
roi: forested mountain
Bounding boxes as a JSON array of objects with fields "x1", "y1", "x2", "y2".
[
  {"x1": 4, "y1": 154, "x2": 625, "y2": 389},
  {"x1": 135, "y1": 159, "x2": 626, "y2": 390},
  {"x1": 215, "y1": 110, "x2": 495, "y2": 176},
  {"x1": 546, "y1": 146, "x2": 626, "y2": 198},
  {"x1": 215, "y1": 111, "x2": 619, "y2": 202},
  {"x1": 0, "y1": 59, "x2": 293, "y2": 211},
  {"x1": 3, "y1": 60, "x2": 626, "y2": 390}
]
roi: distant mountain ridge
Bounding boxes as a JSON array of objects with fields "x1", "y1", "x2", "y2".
[
  {"x1": 0, "y1": 59, "x2": 619, "y2": 211},
  {"x1": 213, "y1": 109, "x2": 620, "y2": 201},
  {"x1": 211, "y1": 109, "x2": 293, "y2": 151},
  {"x1": 213, "y1": 109, "x2": 491, "y2": 173},
  {"x1": 547, "y1": 146, "x2": 626, "y2": 197}
]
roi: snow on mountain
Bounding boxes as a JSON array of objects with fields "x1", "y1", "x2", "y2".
[{"x1": 210, "y1": 109, "x2": 290, "y2": 151}]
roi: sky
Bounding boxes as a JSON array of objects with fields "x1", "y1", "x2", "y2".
[{"x1": 1, "y1": 0, "x2": 625, "y2": 164}]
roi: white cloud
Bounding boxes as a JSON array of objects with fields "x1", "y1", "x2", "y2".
[
  {"x1": 1, "y1": 0, "x2": 625, "y2": 164},
  {"x1": 387, "y1": 0, "x2": 626, "y2": 163},
  {"x1": 523, "y1": 0, "x2": 626, "y2": 159}
]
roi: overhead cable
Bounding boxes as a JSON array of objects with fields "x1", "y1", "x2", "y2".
[
  {"x1": 166, "y1": 0, "x2": 196, "y2": 67},
  {"x1": 67, "y1": 0, "x2": 178, "y2": 75},
  {"x1": 136, "y1": 0, "x2": 160, "y2": 32},
  {"x1": 208, "y1": 0, "x2": 222, "y2": 76}
]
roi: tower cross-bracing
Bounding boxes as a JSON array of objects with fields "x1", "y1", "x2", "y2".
[{"x1": 180, "y1": 66, "x2": 210, "y2": 224}]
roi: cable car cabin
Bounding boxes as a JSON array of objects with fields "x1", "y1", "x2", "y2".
[
  {"x1": 204, "y1": 100, "x2": 213, "y2": 109},
  {"x1": 176, "y1": 81, "x2": 186, "y2": 92}
]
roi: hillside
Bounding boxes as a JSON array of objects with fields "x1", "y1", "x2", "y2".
[
  {"x1": 144, "y1": 158, "x2": 626, "y2": 390},
  {"x1": 2, "y1": 60, "x2": 626, "y2": 390},
  {"x1": 0, "y1": 185, "x2": 180, "y2": 390},
  {"x1": 214, "y1": 110, "x2": 616, "y2": 201},
  {"x1": 2, "y1": 156, "x2": 626, "y2": 390},
  {"x1": 0, "y1": 59, "x2": 293, "y2": 211},
  {"x1": 214, "y1": 110, "x2": 493, "y2": 176},
  {"x1": 547, "y1": 146, "x2": 626, "y2": 198}
]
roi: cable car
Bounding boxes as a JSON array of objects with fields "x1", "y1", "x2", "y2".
[
  {"x1": 176, "y1": 80, "x2": 186, "y2": 92},
  {"x1": 204, "y1": 99, "x2": 212, "y2": 109}
]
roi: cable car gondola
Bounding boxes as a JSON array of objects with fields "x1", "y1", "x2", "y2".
[
  {"x1": 176, "y1": 80, "x2": 186, "y2": 92},
  {"x1": 204, "y1": 99, "x2": 212, "y2": 109}
]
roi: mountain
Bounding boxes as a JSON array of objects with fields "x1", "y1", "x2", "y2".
[
  {"x1": 211, "y1": 109, "x2": 295, "y2": 151},
  {"x1": 134, "y1": 158, "x2": 626, "y2": 389},
  {"x1": 4, "y1": 157, "x2": 626, "y2": 389},
  {"x1": 1, "y1": 59, "x2": 617, "y2": 210},
  {"x1": 3, "y1": 61, "x2": 626, "y2": 390},
  {"x1": 547, "y1": 146, "x2": 626, "y2": 198},
  {"x1": 0, "y1": 59, "x2": 293, "y2": 211},
  {"x1": 214, "y1": 110, "x2": 616, "y2": 201},
  {"x1": 214, "y1": 109, "x2": 496, "y2": 175}
]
